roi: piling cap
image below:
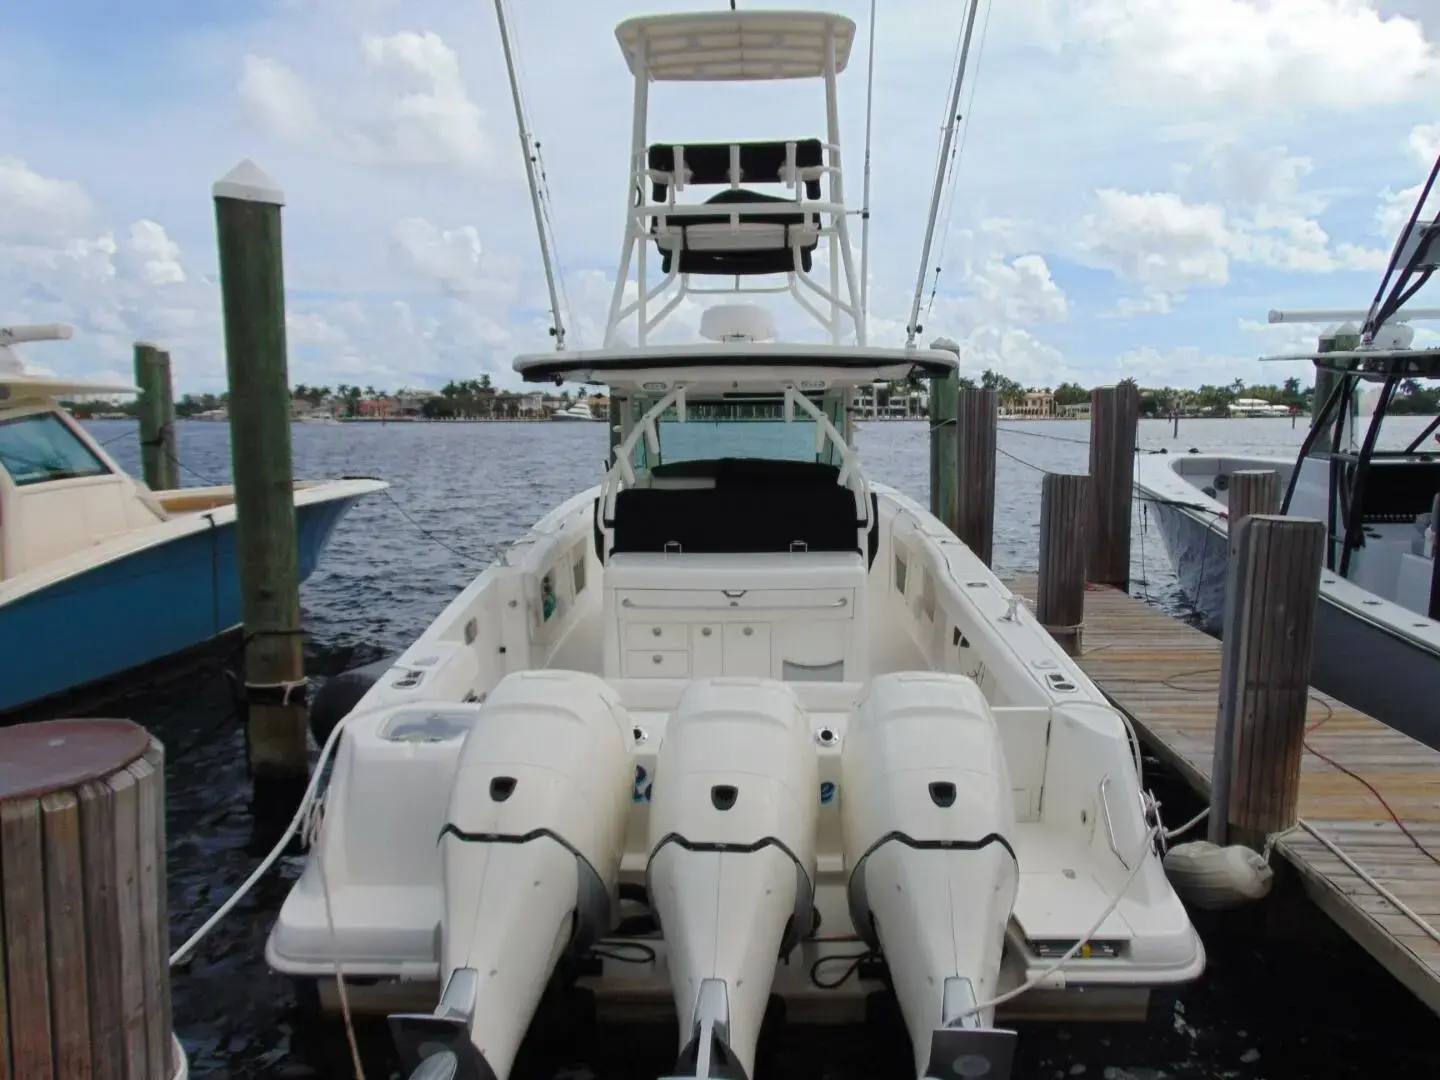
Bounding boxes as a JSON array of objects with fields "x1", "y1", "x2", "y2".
[{"x1": 213, "y1": 158, "x2": 285, "y2": 205}]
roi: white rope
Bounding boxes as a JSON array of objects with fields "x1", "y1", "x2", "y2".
[
  {"x1": 313, "y1": 798, "x2": 368, "y2": 1080},
  {"x1": 1163, "y1": 806, "x2": 1210, "y2": 842},
  {"x1": 169, "y1": 709, "x2": 353, "y2": 966},
  {"x1": 244, "y1": 677, "x2": 309, "y2": 706},
  {"x1": 1296, "y1": 819, "x2": 1440, "y2": 947},
  {"x1": 956, "y1": 824, "x2": 1160, "y2": 1019}
]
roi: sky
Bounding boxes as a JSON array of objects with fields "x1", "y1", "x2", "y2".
[{"x1": 1, "y1": 0, "x2": 1437, "y2": 396}]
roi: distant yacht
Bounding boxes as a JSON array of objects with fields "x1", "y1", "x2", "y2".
[
  {"x1": 550, "y1": 400, "x2": 597, "y2": 421},
  {"x1": 1227, "y1": 397, "x2": 1291, "y2": 417}
]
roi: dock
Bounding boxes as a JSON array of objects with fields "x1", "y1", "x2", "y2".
[{"x1": 1009, "y1": 576, "x2": 1440, "y2": 1013}]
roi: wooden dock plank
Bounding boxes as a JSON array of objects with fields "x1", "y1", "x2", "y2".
[{"x1": 1010, "y1": 577, "x2": 1440, "y2": 1015}]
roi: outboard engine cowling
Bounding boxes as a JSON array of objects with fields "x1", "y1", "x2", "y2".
[
  {"x1": 842, "y1": 673, "x2": 1019, "y2": 1080},
  {"x1": 647, "y1": 677, "x2": 818, "y2": 1080},
  {"x1": 390, "y1": 670, "x2": 634, "y2": 1080}
]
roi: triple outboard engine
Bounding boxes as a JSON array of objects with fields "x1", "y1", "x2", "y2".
[
  {"x1": 647, "y1": 677, "x2": 818, "y2": 1080},
  {"x1": 842, "y1": 672, "x2": 1020, "y2": 1080},
  {"x1": 390, "y1": 670, "x2": 635, "y2": 1080}
]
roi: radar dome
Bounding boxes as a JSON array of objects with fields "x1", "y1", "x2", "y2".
[{"x1": 700, "y1": 304, "x2": 776, "y2": 343}]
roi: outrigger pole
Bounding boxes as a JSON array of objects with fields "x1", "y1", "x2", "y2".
[
  {"x1": 493, "y1": 0, "x2": 568, "y2": 351},
  {"x1": 904, "y1": 0, "x2": 982, "y2": 348}
]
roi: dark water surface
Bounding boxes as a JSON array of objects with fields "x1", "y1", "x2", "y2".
[{"x1": 79, "y1": 416, "x2": 1440, "y2": 1079}]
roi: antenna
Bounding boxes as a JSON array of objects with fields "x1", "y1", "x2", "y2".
[
  {"x1": 493, "y1": 0, "x2": 568, "y2": 351},
  {"x1": 905, "y1": 0, "x2": 982, "y2": 347},
  {"x1": 858, "y1": 0, "x2": 877, "y2": 331}
]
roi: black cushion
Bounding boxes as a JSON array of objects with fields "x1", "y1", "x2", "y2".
[
  {"x1": 647, "y1": 139, "x2": 825, "y2": 202},
  {"x1": 654, "y1": 189, "x2": 818, "y2": 276}
]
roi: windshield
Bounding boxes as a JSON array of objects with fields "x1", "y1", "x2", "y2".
[
  {"x1": 0, "y1": 413, "x2": 112, "y2": 486},
  {"x1": 631, "y1": 393, "x2": 847, "y2": 469}
]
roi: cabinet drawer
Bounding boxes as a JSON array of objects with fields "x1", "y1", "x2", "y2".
[
  {"x1": 623, "y1": 621, "x2": 689, "y2": 649},
  {"x1": 624, "y1": 649, "x2": 690, "y2": 678}
]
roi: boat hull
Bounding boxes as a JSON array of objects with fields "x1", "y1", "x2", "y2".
[
  {"x1": 1145, "y1": 490, "x2": 1440, "y2": 750},
  {"x1": 0, "y1": 488, "x2": 369, "y2": 717}
]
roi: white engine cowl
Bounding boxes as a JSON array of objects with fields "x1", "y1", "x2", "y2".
[
  {"x1": 647, "y1": 677, "x2": 819, "y2": 1080},
  {"x1": 842, "y1": 673, "x2": 1020, "y2": 1080},
  {"x1": 393, "y1": 670, "x2": 635, "y2": 1080}
]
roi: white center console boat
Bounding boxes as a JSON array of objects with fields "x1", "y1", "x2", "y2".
[{"x1": 264, "y1": 11, "x2": 1205, "y2": 1080}]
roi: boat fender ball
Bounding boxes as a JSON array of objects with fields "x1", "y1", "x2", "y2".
[
  {"x1": 1162, "y1": 840, "x2": 1274, "y2": 910},
  {"x1": 309, "y1": 654, "x2": 396, "y2": 744}
]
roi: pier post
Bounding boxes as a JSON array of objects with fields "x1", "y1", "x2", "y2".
[
  {"x1": 133, "y1": 342, "x2": 178, "y2": 491},
  {"x1": 928, "y1": 369, "x2": 959, "y2": 528},
  {"x1": 0, "y1": 719, "x2": 179, "y2": 1080},
  {"x1": 955, "y1": 388, "x2": 997, "y2": 566},
  {"x1": 1208, "y1": 515, "x2": 1326, "y2": 852},
  {"x1": 1088, "y1": 384, "x2": 1139, "y2": 588},
  {"x1": 1037, "y1": 473, "x2": 1090, "y2": 655},
  {"x1": 1227, "y1": 470, "x2": 1278, "y2": 531},
  {"x1": 213, "y1": 160, "x2": 309, "y2": 828}
]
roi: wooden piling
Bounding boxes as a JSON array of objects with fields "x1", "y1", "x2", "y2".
[
  {"x1": 212, "y1": 160, "x2": 309, "y2": 820},
  {"x1": 1088, "y1": 384, "x2": 1139, "y2": 588},
  {"x1": 1208, "y1": 514, "x2": 1326, "y2": 852},
  {"x1": 1037, "y1": 472, "x2": 1090, "y2": 655},
  {"x1": 1227, "y1": 469, "x2": 1278, "y2": 530},
  {"x1": 955, "y1": 388, "x2": 997, "y2": 566},
  {"x1": 0, "y1": 719, "x2": 179, "y2": 1080},
  {"x1": 133, "y1": 343, "x2": 178, "y2": 492},
  {"x1": 928, "y1": 370, "x2": 959, "y2": 529}
]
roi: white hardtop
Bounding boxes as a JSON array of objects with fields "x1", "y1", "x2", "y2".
[
  {"x1": 616, "y1": 9, "x2": 855, "y2": 81},
  {"x1": 512, "y1": 341, "x2": 958, "y2": 393},
  {"x1": 0, "y1": 324, "x2": 138, "y2": 403}
]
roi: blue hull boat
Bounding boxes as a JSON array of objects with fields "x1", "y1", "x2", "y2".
[
  {"x1": 0, "y1": 320, "x2": 388, "y2": 718},
  {"x1": 0, "y1": 478, "x2": 385, "y2": 717}
]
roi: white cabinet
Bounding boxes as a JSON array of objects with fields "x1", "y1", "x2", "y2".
[
  {"x1": 722, "y1": 621, "x2": 772, "y2": 676},
  {"x1": 691, "y1": 623, "x2": 724, "y2": 676},
  {"x1": 624, "y1": 649, "x2": 690, "y2": 677}
]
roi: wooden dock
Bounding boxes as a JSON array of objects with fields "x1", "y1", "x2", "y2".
[{"x1": 1009, "y1": 576, "x2": 1440, "y2": 1013}]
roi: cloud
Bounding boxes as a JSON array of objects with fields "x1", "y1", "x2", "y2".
[
  {"x1": 3, "y1": 0, "x2": 1435, "y2": 398},
  {"x1": 0, "y1": 157, "x2": 94, "y2": 243},
  {"x1": 238, "y1": 31, "x2": 499, "y2": 174},
  {"x1": 1075, "y1": 190, "x2": 1233, "y2": 294},
  {"x1": 238, "y1": 56, "x2": 323, "y2": 144},
  {"x1": 1376, "y1": 122, "x2": 1440, "y2": 238},
  {"x1": 124, "y1": 221, "x2": 186, "y2": 286},
  {"x1": 1036, "y1": 0, "x2": 1437, "y2": 112},
  {"x1": 388, "y1": 217, "x2": 518, "y2": 305}
]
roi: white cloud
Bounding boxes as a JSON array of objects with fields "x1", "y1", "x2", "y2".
[
  {"x1": 359, "y1": 32, "x2": 492, "y2": 170},
  {"x1": 0, "y1": 157, "x2": 94, "y2": 242},
  {"x1": 1037, "y1": 0, "x2": 1437, "y2": 112},
  {"x1": 238, "y1": 56, "x2": 323, "y2": 144},
  {"x1": 1073, "y1": 170, "x2": 1389, "y2": 307},
  {"x1": 1076, "y1": 190, "x2": 1232, "y2": 294},
  {"x1": 3, "y1": 1, "x2": 1433, "y2": 398},
  {"x1": 239, "y1": 31, "x2": 499, "y2": 174},
  {"x1": 1376, "y1": 122, "x2": 1440, "y2": 239},
  {"x1": 124, "y1": 221, "x2": 186, "y2": 286},
  {"x1": 388, "y1": 217, "x2": 517, "y2": 305}
]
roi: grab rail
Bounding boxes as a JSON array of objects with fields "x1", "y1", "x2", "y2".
[{"x1": 1098, "y1": 775, "x2": 1131, "y2": 871}]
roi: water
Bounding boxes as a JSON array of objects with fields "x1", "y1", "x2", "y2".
[{"x1": 78, "y1": 415, "x2": 1440, "y2": 1079}]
